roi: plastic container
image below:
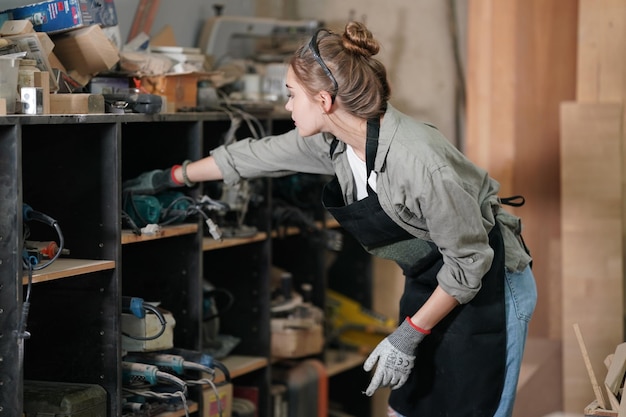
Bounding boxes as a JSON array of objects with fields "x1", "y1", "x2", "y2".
[
  {"x1": 17, "y1": 59, "x2": 40, "y2": 114},
  {"x1": 18, "y1": 59, "x2": 40, "y2": 89},
  {"x1": 0, "y1": 57, "x2": 19, "y2": 113}
]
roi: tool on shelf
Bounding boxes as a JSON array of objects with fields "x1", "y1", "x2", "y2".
[
  {"x1": 123, "y1": 349, "x2": 230, "y2": 417},
  {"x1": 24, "y1": 240, "x2": 70, "y2": 260},
  {"x1": 122, "y1": 296, "x2": 168, "y2": 342},
  {"x1": 325, "y1": 289, "x2": 396, "y2": 355},
  {"x1": 121, "y1": 361, "x2": 191, "y2": 416},
  {"x1": 270, "y1": 271, "x2": 325, "y2": 358},
  {"x1": 122, "y1": 191, "x2": 226, "y2": 240},
  {"x1": 20, "y1": 204, "x2": 65, "y2": 340}
]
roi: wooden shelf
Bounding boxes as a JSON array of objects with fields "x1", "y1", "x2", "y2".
[
  {"x1": 218, "y1": 355, "x2": 269, "y2": 382},
  {"x1": 324, "y1": 349, "x2": 366, "y2": 377},
  {"x1": 22, "y1": 258, "x2": 116, "y2": 285},
  {"x1": 121, "y1": 223, "x2": 199, "y2": 244},
  {"x1": 202, "y1": 232, "x2": 268, "y2": 251}
]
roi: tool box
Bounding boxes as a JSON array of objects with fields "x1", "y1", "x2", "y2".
[
  {"x1": 23, "y1": 380, "x2": 107, "y2": 417},
  {"x1": 0, "y1": 0, "x2": 118, "y2": 34}
]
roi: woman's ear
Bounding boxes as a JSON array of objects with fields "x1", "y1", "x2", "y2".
[{"x1": 319, "y1": 90, "x2": 334, "y2": 113}]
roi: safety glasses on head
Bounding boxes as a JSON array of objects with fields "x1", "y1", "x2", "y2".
[{"x1": 306, "y1": 28, "x2": 339, "y2": 103}]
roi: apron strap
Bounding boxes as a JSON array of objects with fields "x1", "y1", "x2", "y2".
[
  {"x1": 499, "y1": 195, "x2": 525, "y2": 207},
  {"x1": 365, "y1": 118, "x2": 380, "y2": 195}
]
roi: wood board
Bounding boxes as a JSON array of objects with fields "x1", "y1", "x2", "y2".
[{"x1": 561, "y1": 101, "x2": 624, "y2": 412}]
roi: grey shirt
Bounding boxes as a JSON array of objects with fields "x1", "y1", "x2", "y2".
[{"x1": 212, "y1": 104, "x2": 532, "y2": 304}]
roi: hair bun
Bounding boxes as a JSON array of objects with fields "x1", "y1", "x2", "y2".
[{"x1": 342, "y1": 21, "x2": 380, "y2": 57}]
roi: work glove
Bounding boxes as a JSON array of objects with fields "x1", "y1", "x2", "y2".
[
  {"x1": 122, "y1": 167, "x2": 182, "y2": 195},
  {"x1": 363, "y1": 317, "x2": 428, "y2": 396}
]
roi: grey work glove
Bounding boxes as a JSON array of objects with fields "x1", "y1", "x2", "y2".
[
  {"x1": 363, "y1": 317, "x2": 428, "y2": 396},
  {"x1": 122, "y1": 167, "x2": 183, "y2": 195}
]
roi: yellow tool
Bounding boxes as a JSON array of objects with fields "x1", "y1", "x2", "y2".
[{"x1": 325, "y1": 289, "x2": 397, "y2": 353}]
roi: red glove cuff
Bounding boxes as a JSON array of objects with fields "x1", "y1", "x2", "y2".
[
  {"x1": 405, "y1": 316, "x2": 431, "y2": 335},
  {"x1": 171, "y1": 165, "x2": 184, "y2": 186}
]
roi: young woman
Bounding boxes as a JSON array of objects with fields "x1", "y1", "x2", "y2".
[{"x1": 124, "y1": 21, "x2": 537, "y2": 417}]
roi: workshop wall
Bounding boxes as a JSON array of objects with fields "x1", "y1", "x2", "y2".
[
  {"x1": 257, "y1": 0, "x2": 466, "y2": 147},
  {"x1": 3, "y1": 0, "x2": 463, "y2": 144}
]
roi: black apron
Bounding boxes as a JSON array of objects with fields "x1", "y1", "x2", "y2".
[{"x1": 322, "y1": 119, "x2": 506, "y2": 417}]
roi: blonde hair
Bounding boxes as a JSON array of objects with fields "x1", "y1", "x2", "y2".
[{"x1": 290, "y1": 21, "x2": 390, "y2": 119}]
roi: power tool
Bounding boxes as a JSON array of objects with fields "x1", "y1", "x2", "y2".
[
  {"x1": 122, "y1": 191, "x2": 225, "y2": 240},
  {"x1": 124, "y1": 349, "x2": 231, "y2": 383},
  {"x1": 121, "y1": 361, "x2": 187, "y2": 394},
  {"x1": 325, "y1": 289, "x2": 397, "y2": 353}
]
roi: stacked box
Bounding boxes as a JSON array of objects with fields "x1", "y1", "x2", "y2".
[{"x1": 0, "y1": 0, "x2": 118, "y2": 34}]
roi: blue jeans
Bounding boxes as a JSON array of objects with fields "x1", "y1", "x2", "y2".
[{"x1": 388, "y1": 265, "x2": 537, "y2": 417}]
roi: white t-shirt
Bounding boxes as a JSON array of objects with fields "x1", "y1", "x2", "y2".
[{"x1": 346, "y1": 144, "x2": 377, "y2": 200}]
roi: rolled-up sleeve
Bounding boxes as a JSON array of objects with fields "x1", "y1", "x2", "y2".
[
  {"x1": 211, "y1": 130, "x2": 335, "y2": 185},
  {"x1": 420, "y1": 165, "x2": 495, "y2": 304}
]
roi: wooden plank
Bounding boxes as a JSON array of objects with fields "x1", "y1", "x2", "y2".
[
  {"x1": 561, "y1": 102, "x2": 624, "y2": 412},
  {"x1": 324, "y1": 349, "x2": 367, "y2": 377},
  {"x1": 605, "y1": 383, "x2": 620, "y2": 411},
  {"x1": 202, "y1": 232, "x2": 267, "y2": 251},
  {"x1": 574, "y1": 323, "x2": 608, "y2": 410},
  {"x1": 467, "y1": 0, "x2": 577, "y2": 345},
  {"x1": 49, "y1": 93, "x2": 105, "y2": 114},
  {"x1": 577, "y1": 0, "x2": 626, "y2": 102},
  {"x1": 127, "y1": 0, "x2": 161, "y2": 42},
  {"x1": 605, "y1": 343, "x2": 626, "y2": 396},
  {"x1": 466, "y1": 0, "x2": 517, "y2": 188},
  {"x1": 121, "y1": 223, "x2": 198, "y2": 244},
  {"x1": 24, "y1": 259, "x2": 116, "y2": 285},
  {"x1": 219, "y1": 355, "x2": 268, "y2": 381},
  {"x1": 620, "y1": 388, "x2": 626, "y2": 417}
]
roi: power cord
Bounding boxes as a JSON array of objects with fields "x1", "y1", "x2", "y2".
[
  {"x1": 121, "y1": 361, "x2": 190, "y2": 417},
  {"x1": 121, "y1": 296, "x2": 167, "y2": 341},
  {"x1": 123, "y1": 352, "x2": 229, "y2": 417},
  {"x1": 20, "y1": 204, "x2": 65, "y2": 340},
  {"x1": 122, "y1": 192, "x2": 227, "y2": 241}
]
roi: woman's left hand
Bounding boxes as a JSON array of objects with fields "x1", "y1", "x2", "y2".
[{"x1": 363, "y1": 318, "x2": 427, "y2": 396}]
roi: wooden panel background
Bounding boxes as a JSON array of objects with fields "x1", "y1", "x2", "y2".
[
  {"x1": 466, "y1": 0, "x2": 577, "y2": 341},
  {"x1": 560, "y1": 102, "x2": 624, "y2": 412},
  {"x1": 563, "y1": 0, "x2": 626, "y2": 412},
  {"x1": 467, "y1": 0, "x2": 626, "y2": 412}
]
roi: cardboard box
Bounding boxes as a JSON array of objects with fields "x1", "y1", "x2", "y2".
[
  {"x1": 7, "y1": 32, "x2": 59, "y2": 91},
  {"x1": 49, "y1": 93, "x2": 104, "y2": 114},
  {"x1": 203, "y1": 383, "x2": 233, "y2": 417},
  {"x1": 141, "y1": 73, "x2": 199, "y2": 110},
  {"x1": 0, "y1": 19, "x2": 34, "y2": 35},
  {"x1": 52, "y1": 24, "x2": 119, "y2": 82},
  {"x1": 151, "y1": 46, "x2": 207, "y2": 72},
  {"x1": 0, "y1": 0, "x2": 118, "y2": 34},
  {"x1": 271, "y1": 318, "x2": 324, "y2": 358}
]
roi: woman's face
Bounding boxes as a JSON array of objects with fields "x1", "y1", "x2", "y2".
[{"x1": 284, "y1": 66, "x2": 324, "y2": 137}]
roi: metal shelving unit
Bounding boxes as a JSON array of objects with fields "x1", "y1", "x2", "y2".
[{"x1": 0, "y1": 111, "x2": 370, "y2": 417}]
